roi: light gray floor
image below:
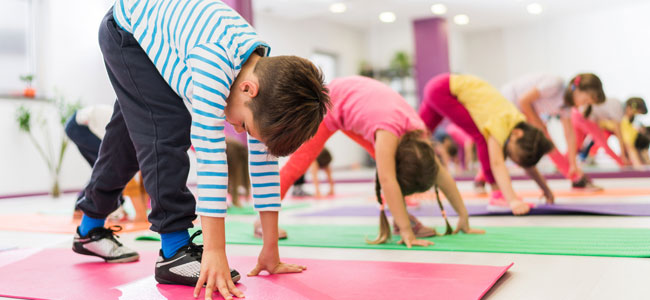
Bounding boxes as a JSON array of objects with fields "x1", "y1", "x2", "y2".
[{"x1": 1, "y1": 176, "x2": 650, "y2": 299}]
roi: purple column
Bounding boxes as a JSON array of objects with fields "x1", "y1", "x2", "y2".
[
  {"x1": 222, "y1": 0, "x2": 254, "y2": 145},
  {"x1": 413, "y1": 17, "x2": 450, "y2": 105},
  {"x1": 222, "y1": 0, "x2": 254, "y2": 25}
]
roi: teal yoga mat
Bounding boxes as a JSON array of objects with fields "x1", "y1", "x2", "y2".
[{"x1": 136, "y1": 222, "x2": 650, "y2": 257}]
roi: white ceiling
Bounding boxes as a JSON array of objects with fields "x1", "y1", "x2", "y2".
[{"x1": 253, "y1": 0, "x2": 647, "y2": 31}]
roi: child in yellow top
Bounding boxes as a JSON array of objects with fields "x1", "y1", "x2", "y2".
[{"x1": 420, "y1": 73, "x2": 555, "y2": 215}]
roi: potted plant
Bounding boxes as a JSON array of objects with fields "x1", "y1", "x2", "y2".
[
  {"x1": 16, "y1": 95, "x2": 81, "y2": 197},
  {"x1": 20, "y1": 74, "x2": 36, "y2": 98}
]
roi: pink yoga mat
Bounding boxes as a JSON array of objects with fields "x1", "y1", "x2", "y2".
[{"x1": 0, "y1": 248, "x2": 512, "y2": 300}]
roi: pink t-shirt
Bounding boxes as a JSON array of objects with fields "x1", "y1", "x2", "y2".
[{"x1": 325, "y1": 76, "x2": 426, "y2": 145}]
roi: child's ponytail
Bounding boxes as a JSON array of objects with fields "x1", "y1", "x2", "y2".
[{"x1": 367, "y1": 172, "x2": 392, "y2": 245}]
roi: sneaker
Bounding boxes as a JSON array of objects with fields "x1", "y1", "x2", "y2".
[
  {"x1": 393, "y1": 213, "x2": 437, "y2": 238},
  {"x1": 72, "y1": 225, "x2": 139, "y2": 263},
  {"x1": 571, "y1": 176, "x2": 603, "y2": 192},
  {"x1": 486, "y1": 191, "x2": 534, "y2": 213},
  {"x1": 154, "y1": 230, "x2": 240, "y2": 286}
]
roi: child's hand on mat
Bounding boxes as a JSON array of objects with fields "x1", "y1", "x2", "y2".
[
  {"x1": 248, "y1": 246, "x2": 307, "y2": 276},
  {"x1": 397, "y1": 231, "x2": 434, "y2": 248},
  {"x1": 194, "y1": 250, "x2": 243, "y2": 300},
  {"x1": 510, "y1": 201, "x2": 530, "y2": 215},
  {"x1": 453, "y1": 218, "x2": 485, "y2": 235}
]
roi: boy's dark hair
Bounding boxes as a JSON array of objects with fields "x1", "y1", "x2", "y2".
[
  {"x1": 564, "y1": 73, "x2": 605, "y2": 107},
  {"x1": 635, "y1": 132, "x2": 650, "y2": 151},
  {"x1": 316, "y1": 148, "x2": 332, "y2": 169},
  {"x1": 368, "y1": 130, "x2": 438, "y2": 245},
  {"x1": 511, "y1": 122, "x2": 554, "y2": 168},
  {"x1": 250, "y1": 56, "x2": 330, "y2": 157}
]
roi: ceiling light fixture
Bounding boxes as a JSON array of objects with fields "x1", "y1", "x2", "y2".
[
  {"x1": 379, "y1": 11, "x2": 396, "y2": 23},
  {"x1": 527, "y1": 3, "x2": 543, "y2": 15},
  {"x1": 453, "y1": 14, "x2": 469, "y2": 25},
  {"x1": 431, "y1": 4, "x2": 447, "y2": 15},
  {"x1": 329, "y1": 2, "x2": 347, "y2": 14}
]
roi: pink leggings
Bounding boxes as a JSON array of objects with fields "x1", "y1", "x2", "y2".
[
  {"x1": 280, "y1": 122, "x2": 376, "y2": 199},
  {"x1": 571, "y1": 108, "x2": 624, "y2": 166},
  {"x1": 419, "y1": 73, "x2": 496, "y2": 184}
]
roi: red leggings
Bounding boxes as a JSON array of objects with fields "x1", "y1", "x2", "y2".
[
  {"x1": 419, "y1": 74, "x2": 496, "y2": 184},
  {"x1": 280, "y1": 122, "x2": 376, "y2": 199},
  {"x1": 571, "y1": 108, "x2": 624, "y2": 166}
]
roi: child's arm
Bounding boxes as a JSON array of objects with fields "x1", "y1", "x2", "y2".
[
  {"x1": 325, "y1": 166, "x2": 335, "y2": 196},
  {"x1": 626, "y1": 144, "x2": 644, "y2": 169},
  {"x1": 560, "y1": 115, "x2": 581, "y2": 178},
  {"x1": 612, "y1": 124, "x2": 630, "y2": 165},
  {"x1": 487, "y1": 136, "x2": 530, "y2": 215},
  {"x1": 518, "y1": 88, "x2": 546, "y2": 130},
  {"x1": 194, "y1": 216, "x2": 244, "y2": 299},
  {"x1": 375, "y1": 130, "x2": 434, "y2": 248},
  {"x1": 247, "y1": 211, "x2": 306, "y2": 276},
  {"x1": 310, "y1": 161, "x2": 321, "y2": 198},
  {"x1": 433, "y1": 156, "x2": 485, "y2": 234},
  {"x1": 524, "y1": 167, "x2": 554, "y2": 204}
]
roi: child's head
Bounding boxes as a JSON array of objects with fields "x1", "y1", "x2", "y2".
[
  {"x1": 625, "y1": 97, "x2": 647, "y2": 120},
  {"x1": 504, "y1": 122, "x2": 554, "y2": 168},
  {"x1": 316, "y1": 148, "x2": 332, "y2": 169},
  {"x1": 227, "y1": 55, "x2": 330, "y2": 157},
  {"x1": 368, "y1": 130, "x2": 438, "y2": 245},
  {"x1": 564, "y1": 73, "x2": 605, "y2": 107},
  {"x1": 441, "y1": 137, "x2": 459, "y2": 158}
]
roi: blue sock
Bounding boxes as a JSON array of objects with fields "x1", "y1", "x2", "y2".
[
  {"x1": 161, "y1": 230, "x2": 190, "y2": 259},
  {"x1": 79, "y1": 215, "x2": 105, "y2": 236}
]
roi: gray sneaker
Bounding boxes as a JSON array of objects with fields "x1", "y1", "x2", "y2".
[
  {"x1": 154, "y1": 230, "x2": 240, "y2": 286},
  {"x1": 72, "y1": 225, "x2": 139, "y2": 263}
]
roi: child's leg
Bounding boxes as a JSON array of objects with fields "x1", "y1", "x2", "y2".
[
  {"x1": 582, "y1": 121, "x2": 624, "y2": 166},
  {"x1": 280, "y1": 122, "x2": 336, "y2": 198},
  {"x1": 418, "y1": 75, "x2": 448, "y2": 131},
  {"x1": 424, "y1": 75, "x2": 496, "y2": 184},
  {"x1": 64, "y1": 111, "x2": 102, "y2": 167}
]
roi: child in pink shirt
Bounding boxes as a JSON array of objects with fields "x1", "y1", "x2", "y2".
[{"x1": 280, "y1": 76, "x2": 484, "y2": 246}]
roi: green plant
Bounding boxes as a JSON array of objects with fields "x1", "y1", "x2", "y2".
[
  {"x1": 15, "y1": 94, "x2": 82, "y2": 197},
  {"x1": 19, "y1": 74, "x2": 34, "y2": 87},
  {"x1": 388, "y1": 51, "x2": 411, "y2": 78}
]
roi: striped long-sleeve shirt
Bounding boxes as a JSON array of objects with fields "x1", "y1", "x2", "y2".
[{"x1": 113, "y1": 0, "x2": 280, "y2": 217}]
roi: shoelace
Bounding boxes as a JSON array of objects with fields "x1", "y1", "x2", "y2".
[
  {"x1": 186, "y1": 230, "x2": 204, "y2": 260},
  {"x1": 91, "y1": 225, "x2": 124, "y2": 246}
]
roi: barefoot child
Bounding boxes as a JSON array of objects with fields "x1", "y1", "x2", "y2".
[
  {"x1": 72, "y1": 2, "x2": 329, "y2": 299},
  {"x1": 280, "y1": 76, "x2": 484, "y2": 247},
  {"x1": 419, "y1": 73, "x2": 554, "y2": 215},
  {"x1": 310, "y1": 148, "x2": 335, "y2": 198}
]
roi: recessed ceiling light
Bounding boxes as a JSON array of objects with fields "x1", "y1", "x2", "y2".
[
  {"x1": 329, "y1": 3, "x2": 346, "y2": 14},
  {"x1": 453, "y1": 14, "x2": 469, "y2": 25},
  {"x1": 431, "y1": 4, "x2": 447, "y2": 15},
  {"x1": 379, "y1": 11, "x2": 396, "y2": 23},
  {"x1": 527, "y1": 3, "x2": 543, "y2": 15}
]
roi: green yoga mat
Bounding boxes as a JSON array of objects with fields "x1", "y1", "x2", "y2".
[
  {"x1": 226, "y1": 203, "x2": 310, "y2": 215},
  {"x1": 136, "y1": 222, "x2": 650, "y2": 257}
]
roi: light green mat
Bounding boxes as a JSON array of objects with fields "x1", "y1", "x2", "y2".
[
  {"x1": 226, "y1": 203, "x2": 310, "y2": 215},
  {"x1": 136, "y1": 221, "x2": 650, "y2": 257}
]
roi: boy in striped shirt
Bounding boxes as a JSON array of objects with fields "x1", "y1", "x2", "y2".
[{"x1": 71, "y1": 1, "x2": 329, "y2": 299}]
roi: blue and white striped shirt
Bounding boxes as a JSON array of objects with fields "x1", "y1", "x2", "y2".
[{"x1": 113, "y1": 0, "x2": 280, "y2": 217}]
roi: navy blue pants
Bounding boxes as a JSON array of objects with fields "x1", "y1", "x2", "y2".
[
  {"x1": 77, "y1": 8, "x2": 196, "y2": 233},
  {"x1": 65, "y1": 112, "x2": 102, "y2": 167}
]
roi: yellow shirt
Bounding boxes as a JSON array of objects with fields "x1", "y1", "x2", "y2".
[
  {"x1": 620, "y1": 118, "x2": 638, "y2": 145},
  {"x1": 449, "y1": 74, "x2": 526, "y2": 146}
]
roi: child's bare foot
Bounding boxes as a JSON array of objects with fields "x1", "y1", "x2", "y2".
[{"x1": 253, "y1": 219, "x2": 288, "y2": 240}]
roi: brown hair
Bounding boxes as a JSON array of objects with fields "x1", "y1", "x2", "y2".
[
  {"x1": 250, "y1": 56, "x2": 330, "y2": 157},
  {"x1": 316, "y1": 148, "x2": 332, "y2": 169},
  {"x1": 226, "y1": 138, "x2": 250, "y2": 207},
  {"x1": 367, "y1": 131, "x2": 439, "y2": 244},
  {"x1": 510, "y1": 122, "x2": 554, "y2": 168},
  {"x1": 563, "y1": 73, "x2": 605, "y2": 107}
]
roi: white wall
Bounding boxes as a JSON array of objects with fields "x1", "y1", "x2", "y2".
[{"x1": 255, "y1": 13, "x2": 368, "y2": 168}]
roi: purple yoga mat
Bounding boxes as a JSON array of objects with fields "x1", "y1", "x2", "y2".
[{"x1": 298, "y1": 203, "x2": 650, "y2": 217}]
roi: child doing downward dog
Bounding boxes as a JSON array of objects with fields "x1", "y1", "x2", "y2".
[
  {"x1": 279, "y1": 76, "x2": 484, "y2": 247},
  {"x1": 419, "y1": 73, "x2": 554, "y2": 215}
]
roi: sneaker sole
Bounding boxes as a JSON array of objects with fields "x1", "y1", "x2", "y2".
[{"x1": 72, "y1": 245, "x2": 139, "y2": 263}]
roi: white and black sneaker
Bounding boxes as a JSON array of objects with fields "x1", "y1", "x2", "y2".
[
  {"x1": 73, "y1": 225, "x2": 139, "y2": 263},
  {"x1": 154, "y1": 230, "x2": 241, "y2": 286}
]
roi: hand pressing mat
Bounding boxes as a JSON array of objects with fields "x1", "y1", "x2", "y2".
[
  {"x1": 0, "y1": 248, "x2": 512, "y2": 300},
  {"x1": 137, "y1": 222, "x2": 650, "y2": 257}
]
